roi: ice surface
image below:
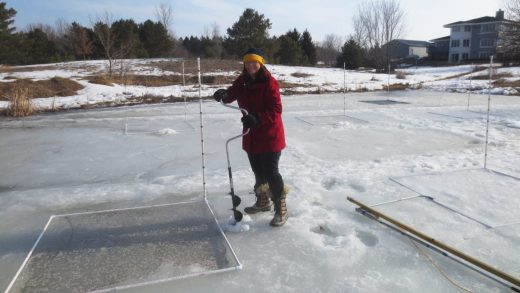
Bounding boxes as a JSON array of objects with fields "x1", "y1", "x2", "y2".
[
  {"x1": 1, "y1": 90, "x2": 520, "y2": 292},
  {"x1": 7, "y1": 201, "x2": 240, "y2": 293}
]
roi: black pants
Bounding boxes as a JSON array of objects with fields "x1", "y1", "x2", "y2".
[{"x1": 248, "y1": 152, "x2": 284, "y2": 200}]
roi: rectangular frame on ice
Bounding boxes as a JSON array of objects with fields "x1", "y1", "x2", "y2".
[
  {"x1": 5, "y1": 200, "x2": 241, "y2": 293},
  {"x1": 295, "y1": 114, "x2": 369, "y2": 126},
  {"x1": 389, "y1": 168, "x2": 520, "y2": 228}
]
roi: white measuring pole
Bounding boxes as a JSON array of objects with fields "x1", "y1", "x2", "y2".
[
  {"x1": 197, "y1": 58, "x2": 207, "y2": 199},
  {"x1": 343, "y1": 62, "x2": 346, "y2": 116},
  {"x1": 484, "y1": 55, "x2": 493, "y2": 169},
  {"x1": 387, "y1": 63, "x2": 391, "y2": 101},
  {"x1": 467, "y1": 67, "x2": 473, "y2": 111},
  {"x1": 182, "y1": 61, "x2": 187, "y2": 121}
]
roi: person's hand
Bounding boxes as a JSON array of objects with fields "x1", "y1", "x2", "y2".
[
  {"x1": 213, "y1": 89, "x2": 227, "y2": 102},
  {"x1": 241, "y1": 113, "x2": 260, "y2": 128}
]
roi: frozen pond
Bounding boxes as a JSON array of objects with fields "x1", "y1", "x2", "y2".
[{"x1": 1, "y1": 90, "x2": 519, "y2": 292}]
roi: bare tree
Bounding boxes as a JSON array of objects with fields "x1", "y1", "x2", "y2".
[
  {"x1": 322, "y1": 34, "x2": 343, "y2": 51},
  {"x1": 499, "y1": 0, "x2": 520, "y2": 64},
  {"x1": 353, "y1": 0, "x2": 405, "y2": 70},
  {"x1": 211, "y1": 22, "x2": 223, "y2": 58},
  {"x1": 54, "y1": 18, "x2": 70, "y2": 38},
  {"x1": 69, "y1": 24, "x2": 92, "y2": 60},
  {"x1": 155, "y1": 3, "x2": 174, "y2": 36},
  {"x1": 316, "y1": 34, "x2": 342, "y2": 66},
  {"x1": 92, "y1": 12, "x2": 116, "y2": 77}
]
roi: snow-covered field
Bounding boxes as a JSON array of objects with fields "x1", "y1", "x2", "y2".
[
  {"x1": 1, "y1": 59, "x2": 519, "y2": 112},
  {"x1": 1, "y1": 90, "x2": 519, "y2": 292}
]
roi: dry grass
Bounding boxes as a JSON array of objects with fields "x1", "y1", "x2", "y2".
[
  {"x1": 395, "y1": 71, "x2": 408, "y2": 80},
  {"x1": 4, "y1": 87, "x2": 37, "y2": 117},
  {"x1": 383, "y1": 83, "x2": 410, "y2": 91},
  {"x1": 0, "y1": 77, "x2": 84, "y2": 101},
  {"x1": 85, "y1": 74, "x2": 236, "y2": 87},
  {"x1": 493, "y1": 79, "x2": 520, "y2": 87},
  {"x1": 0, "y1": 65, "x2": 61, "y2": 74},
  {"x1": 148, "y1": 59, "x2": 243, "y2": 75},
  {"x1": 472, "y1": 72, "x2": 514, "y2": 80},
  {"x1": 291, "y1": 72, "x2": 314, "y2": 78}
]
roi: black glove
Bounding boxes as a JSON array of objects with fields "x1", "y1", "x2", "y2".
[
  {"x1": 213, "y1": 89, "x2": 228, "y2": 102},
  {"x1": 241, "y1": 113, "x2": 260, "y2": 128}
]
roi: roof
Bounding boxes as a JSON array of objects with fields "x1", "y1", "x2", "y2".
[
  {"x1": 430, "y1": 36, "x2": 450, "y2": 42},
  {"x1": 389, "y1": 39, "x2": 432, "y2": 47},
  {"x1": 444, "y1": 16, "x2": 502, "y2": 27}
]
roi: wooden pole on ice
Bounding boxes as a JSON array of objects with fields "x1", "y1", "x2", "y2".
[{"x1": 347, "y1": 196, "x2": 520, "y2": 290}]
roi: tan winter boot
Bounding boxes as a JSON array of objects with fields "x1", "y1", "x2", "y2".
[
  {"x1": 270, "y1": 186, "x2": 289, "y2": 227},
  {"x1": 244, "y1": 183, "x2": 272, "y2": 214}
]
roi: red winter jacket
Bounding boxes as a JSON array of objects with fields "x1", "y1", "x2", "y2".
[{"x1": 226, "y1": 67, "x2": 286, "y2": 155}]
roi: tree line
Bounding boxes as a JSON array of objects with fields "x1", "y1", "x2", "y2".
[
  {"x1": 1, "y1": 1, "x2": 519, "y2": 70},
  {"x1": 0, "y1": 4, "x2": 318, "y2": 68}
]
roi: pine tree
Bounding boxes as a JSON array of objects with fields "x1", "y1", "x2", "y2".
[
  {"x1": 286, "y1": 28, "x2": 301, "y2": 43},
  {"x1": 112, "y1": 19, "x2": 147, "y2": 58},
  {"x1": 337, "y1": 38, "x2": 365, "y2": 69},
  {"x1": 223, "y1": 8, "x2": 272, "y2": 57},
  {"x1": 21, "y1": 28, "x2": 56, "y2": 64},
  {"x1": 138, "y1": 20, "x2": 172, "y2": 57},
  {"x1": 299, "y1": 30, "x2": 317, "y2": 65},
  {"x1": 0, "y1": 2, "x2": 17, "y2": 64},
  {"x1": 275, "y1": 34, "x2": 304, "y2": 65},
  {"x1": 0, "y1": 2, "x2": 16, "y2": 35}
]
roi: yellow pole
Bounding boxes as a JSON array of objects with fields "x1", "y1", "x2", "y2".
[{"x1": 347, "y1": 196, "x2": 520, "y2": 289}]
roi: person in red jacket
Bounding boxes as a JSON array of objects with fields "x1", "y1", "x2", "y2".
[{"x1": 213, "y1": 48, "x2": 288, "y2": 227}]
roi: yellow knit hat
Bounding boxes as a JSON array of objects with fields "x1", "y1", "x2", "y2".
[
  {"x1": 243, "y1": 48, "x2": 265, "y2": 65},
  {"x1": 243, "y1": 53, "x2": 265, "y2": 65}
]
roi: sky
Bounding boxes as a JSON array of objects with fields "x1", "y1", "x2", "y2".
[{"x1": 6, "y1": 0, "x2": 505, "y2": 43}]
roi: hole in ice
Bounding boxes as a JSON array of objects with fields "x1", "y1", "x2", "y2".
[{"x1": 222, "y1": 214, "x2": 253, "y2": 233}]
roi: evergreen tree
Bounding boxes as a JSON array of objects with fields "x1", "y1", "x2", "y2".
[
  {"x1": 20, "y1": 28, "x2": 57, "y2": 64},
  {"x1": 182, "y1": 36, "x2": 203, "y2": 56},
  {"x1": 275, "y1": 34, "x2": 304, "y2": 65},
  {"x1": 299, "y1": 30, "x2": 317, "y2": 65},
  {"x1": 337, "y1": 38, "x2": 365, "y2": 69},
  {"x1": 223, "y1": 8, "x2": 272, "y2": 57},
  {"x1": 112, "y1": 19, "x2": 147, "y2": 58},
  {"x1": 138, "y1": 20, "x2": 172, "y2": 57},
  {"x1": 0, "y1": 2, "x2": 17, "y2": 64},
  {"x1": 286, "y1": 28, "x2": 301, "y2": 43}
]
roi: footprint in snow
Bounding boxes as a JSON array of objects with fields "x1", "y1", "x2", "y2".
[{"x1": 355, "y1": 229, "x2": 379, "y2": 247}]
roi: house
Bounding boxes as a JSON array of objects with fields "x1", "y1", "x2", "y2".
[
  {"x1": 444, "y1": 10, "x2": 508, "y2": 63},
  {"x1": 428, "y1": 36, "x2": 450, "y2": 61},
  {"x1": 384, "y1": 39, "x2": 432, "y2": 61}
]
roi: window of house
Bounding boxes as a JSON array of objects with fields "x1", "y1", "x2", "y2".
[
  {"x1": 462, "y1": 53, "x2": 469, "y2": 60},
  {"x1": 482, "y1": 24, "x2": 496, "y2": 32},
  {"x1": 480, "y1": 39, "x2": 495, "y2": 47},
  {"x1": 479, "y1": 52, "x2": 491, "y2": 59},
  {"x1": 451, "y1": 40, "x2": 460, "y2": 47},
  {"x1": 452, "y1": 26, "x2": 461, "y2": 33},
  {"x1": 451, "y1": 54, "x2": 460, "y2": 62},
  {"x1": 463, "y1": 40, "x2": 470, "y2": 47},
  {"x1": 464, "y1": 25, "x2": 472, "y2": 32}
]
